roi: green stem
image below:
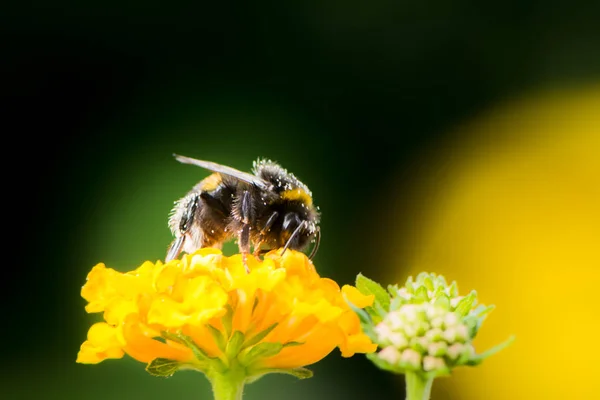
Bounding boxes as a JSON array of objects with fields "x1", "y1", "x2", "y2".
[
  {"x1": 405, "y1": 372, "x2": 433, "y2": 400},
  {"x1": 208, "y1": 366, "x2": 246, "y2": 400}
]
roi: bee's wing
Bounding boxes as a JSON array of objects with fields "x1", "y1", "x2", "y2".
[{"x1": 174, "y1": 154, "x2": 270, "y2": 189}]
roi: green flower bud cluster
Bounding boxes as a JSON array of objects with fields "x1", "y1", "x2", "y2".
[
  {"x1": 375, "y1": 303, "x2": 474, "y2": 374},
  {"x1": 351, "y1": 272, "x2": 513, "y2": 380}
]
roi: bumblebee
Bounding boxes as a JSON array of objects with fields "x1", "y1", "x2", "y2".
[{"x1": 166, "y1": 154, "x2": 321, "y2": 263}]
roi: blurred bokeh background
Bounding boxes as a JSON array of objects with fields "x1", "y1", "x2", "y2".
[{"x1": 4, "y1": 2, "x2": 600, "y2": 399}]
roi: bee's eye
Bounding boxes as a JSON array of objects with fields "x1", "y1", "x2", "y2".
[{"x1": 282, "y1": 212, "x2": 301, "y2": 232}]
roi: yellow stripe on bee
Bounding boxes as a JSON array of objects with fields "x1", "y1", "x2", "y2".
[
  {"x1": 281, "y1": 188, "x2": 313, "y2": 206},
  {"x1": 200, "y1": 173, "x2": 223, "y2": 191}
]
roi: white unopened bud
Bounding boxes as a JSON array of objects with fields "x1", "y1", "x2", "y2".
[
  {"x1": 426, "y1": 304, "x2": 443, "y2": 319},
  {"x1": 402, "y1": 305, "x2": 419, "y2": 322},
  {"x1": 397, "y1": 288, "x2": 412, "y2": 300},
  {"x1": 423, "y1": 356, "x2": 446, "y2": 371},
  {"x1": 446, "y1": 343, "x2": 464, "y2": 360},
  {"x1": 400, "y1": 349, "x2": 421, "y2": 368},
  {"x1": 450, "y1": 296, "x2": 464, "y2": 308},
  {"x1": 455, "y1": 324, "x2": 469, "y2": 342},
  {"x1": 425, "y1": 327, "x2": 443, "y2": 341},
  {"x1": 387, "y1": 311, "x2": 403, "y2": 329},
  {"x1": 431, "y1": 317, "x2": 444, "y2": 328},
  {"x1": 375, "y1": 322, "x2": 392, "y2": 339},
  {"x1": 378, "y1": 346, "x2": 402, "y2": 364},
  {"x1": 442, "y1": 327, "x2": 457, "y2": 343},
  {"x1": 444, "y1": 312, "x2": 458, "y2": 327},
  {"x1": 427, "y1": 342, "x2": 447, "y2": 357},
  {"x1": 389, "y1": 332, "x2": 408, "y2": 348},
  {"x1": 403, "y1": 324, "x2": 418, "y2": 338},
  {"x1": 411, "y1": 336, "x2": 430, "y2": 353}
]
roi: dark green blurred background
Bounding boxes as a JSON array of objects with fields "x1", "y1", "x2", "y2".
[{"x1": 4, "y1": 2, "x2": 600, "y2": 399}]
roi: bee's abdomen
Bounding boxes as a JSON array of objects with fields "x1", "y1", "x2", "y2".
[
  {"x1": 198, "y1": 173, "x2": 223, "y2": 192},
  {"x1": 197, "y1": 180, "x2": 237, "y2": 246}
]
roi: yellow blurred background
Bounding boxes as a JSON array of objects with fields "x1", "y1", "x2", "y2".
[{"x1": 386, "y1": 85, "x2": 600, "y2": 399}]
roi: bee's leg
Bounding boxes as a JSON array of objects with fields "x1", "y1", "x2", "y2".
[
  {"x1": 166, "y1": 193, "x2": 200, "y2": 262},
  {"x1": 166, "y1": 236, "x2": 185, "y2": 262},
  {"x1": 253, "y1": 211, "x2": 279, "y2": 257},
  {"x1": 239, "y1": 190, "x2": 252, "y2": 271}
]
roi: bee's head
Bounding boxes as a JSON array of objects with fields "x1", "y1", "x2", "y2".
[
  {"x1": 251, "y1": 159, "x2": 320, "y2": 257},
  {"x1": 280, "y1": 211, "x2": 320, "y2": 257}
]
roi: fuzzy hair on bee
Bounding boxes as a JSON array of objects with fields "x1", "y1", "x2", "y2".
[{"x1": 166, "y1": 154, "x2": 321, "y2": 263}]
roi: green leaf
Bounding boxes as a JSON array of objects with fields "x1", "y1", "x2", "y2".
[
  {"x1": 345, "y1": 299, "x2": 377, "y2": 341},
  {"x1": 221, "y1": 304, "x2": 234, "y2": 339},
  {"x1": 207, "y1": 324, "x2": 227, "y2": 352},
  {"x1": 463, "y1": 315, "x2": 482, "y2": 339},
  {"x1": 435, "y1": 275, "x2": 448, "y2": 288},
  {"x1": 160, "y1": 330, "x2": 187, "y2": 345},
  {"x1": 434, "y1": 294, "x2": 451, "y2": 310},
  {"x1": 355, "y1": 273, "x2": 391, "y2": 324},
  {"x1": 239, "y1": 342, "x2": 283, "y2": 366},
  {"x1": 389, "y1": 295, "x2": 404, "y2": 312},
  {"x1": 465, "y1": 305, "x2": 495, "y2": 338},
  {"x1": 472, "y1": 304, "x2": 495, "y2": 319},
  {"x1": 423, "y1": 275, "x2": 434, "y2": 291},
  {"x1": 405, "y1": 276, "x2": 415, "y2": 293},
  {"x1": 467, "y1": 335, "x2": 516, "y2": 365},
  {"x1": 161, "y1": 331, "x2": 211, "y2": 362},
  {"x1": 455, "y1": 290, "x2": 477, "y2": 316},
  {"x1": 243, "y1": 323, "x2": 278, "y2": 349},
  {"x1": 369, "y1": 305, "x2": 387, "y2": 324},
  {"x1": 146, "y1": 358, "x2": 185, "y2": 377},
  {"x1": 276, "y1": 367, "x2": 313, "y2": 379},
  {"x1": 282, "y1": 341, "x2": 303, "y2": 348},
  {"x1": 246, "y1": 367, "x2": 313, "y2": 384},
  {"x1": 356, "y1": 273, "x2": 391, "y2": 311},
  {"x1": 448, "y1": 281, "x2": 459, "y2": 297},
  {"x1": 414, "y1": 286, "x2": 429, "y2": 303},
  {"x1": 345, "y1": 295, "x2": 373, "y2": 325},
  {"x1": 433, "y1": 284, "x2": 445, "y2": 297},
  {"x1": 226, "y1": 331, "x2": 246, "y2": 360}
]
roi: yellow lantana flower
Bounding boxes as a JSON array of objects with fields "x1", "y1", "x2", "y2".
[{"x1": 77, "y1": 248, "x2": 376, "y2": 394}]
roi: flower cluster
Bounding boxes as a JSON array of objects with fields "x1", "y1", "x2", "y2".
[
  {"x1": 350, "y1": 272, "x2": 512, "y2": 380},
  {"x1": 77, "y1": 248, "x2": 376, "y2": 382},
  {"x1": 375, "y1": 303, "x2": 474, "y2": 374}
]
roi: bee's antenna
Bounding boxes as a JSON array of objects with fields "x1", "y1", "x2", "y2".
[
  {"x1": 308, "y1": 228, "x2": 320, "y2": 260},
  {"x1": 280, "y1": 221, "x2": 307, "y2": 257}
]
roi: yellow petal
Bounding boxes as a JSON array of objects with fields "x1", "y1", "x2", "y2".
[
  {"x1": 262, "y1": 324, "x2": 339, "y2": 369},
  {"x1": 147, "y1": 294, "x2": 227, "y2": 327},
  {"x1": 81, "y1": 263, "x2": 116, "y2": 313},
  {"x1": 103, "y1": 299, "x2": 138, "y2": 325},
  {"x1": 293, "y1": 299, "x2": 344, "y2": 322},
  {"x1": 121, "y1": 316, "x2": 193, "y2": 363},
  {"x1": 76, "y1": 322, "x2": 124, "y2": 364},
  {"x1": 341, "y1": 285, "x2": 374, "y2": 308},
  {"x1": 340, "y1": 333, "x2": 378, "y2": 357},
  {"x1": 78, "y1": 248, "x2": 375, "y2": 372}
]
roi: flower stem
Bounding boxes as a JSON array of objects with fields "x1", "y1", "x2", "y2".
[
  {"x1": 208, "y1": 367, "x2": 246, "y2": 400},
  {"x1": 405, "y1": 372, "x2": 433, "y2": 400}
]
